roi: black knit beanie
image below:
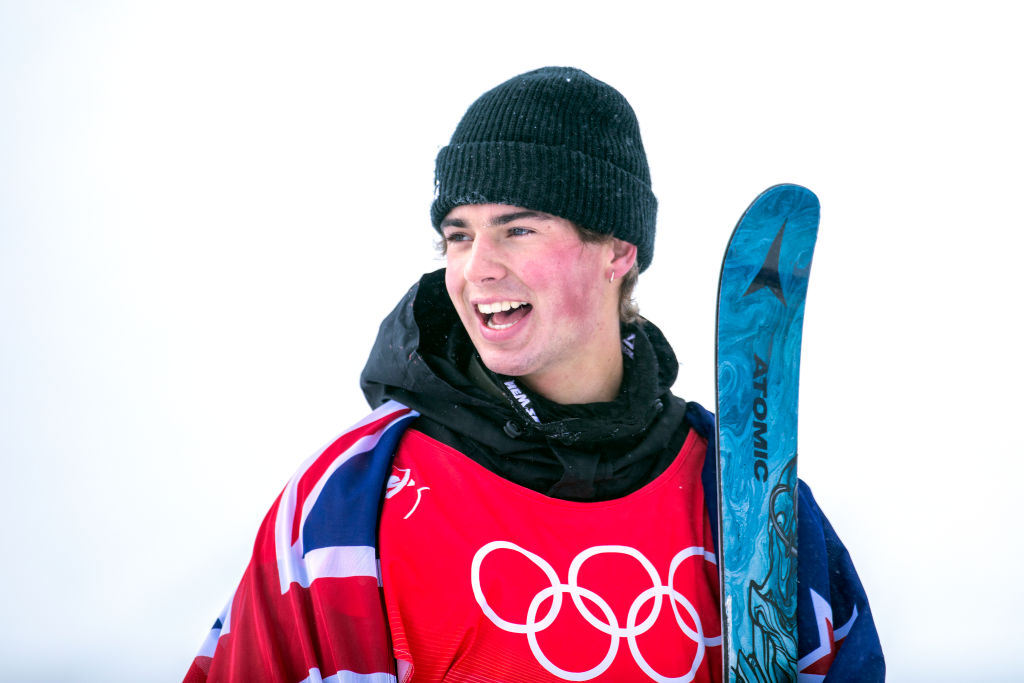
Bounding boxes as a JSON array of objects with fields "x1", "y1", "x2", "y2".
[{"x1": 431, "y1": 66, "x2": 658, "y2": 272}]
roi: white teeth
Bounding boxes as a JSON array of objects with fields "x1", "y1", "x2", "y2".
[
  {"x1": 476, "y1": 301, "x2": 527, "y2": 314},
  {"x1": 477, "y1": 300, "x2": 529, "y2": 330}
]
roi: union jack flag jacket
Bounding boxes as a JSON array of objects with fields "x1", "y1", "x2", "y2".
[{"x1": 184, "y1": 399, "x2": 882, "y2": 682}]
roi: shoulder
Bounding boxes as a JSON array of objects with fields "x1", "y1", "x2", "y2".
[
  {"x1": 795, "y1": 480, "x2": 885, "y2": 679},
  {"x1": 286, "y1": 401, "x2": 419, "y2": 511},
  {"x1": 308, "y1": 401, "x2": 418, "y2": 469},
  {"x1": 275, "y1": 400, "x2": 419, "y2": 549},
  {"x1": 681, "y1": 399, "x2": 715, "y2": 440}
]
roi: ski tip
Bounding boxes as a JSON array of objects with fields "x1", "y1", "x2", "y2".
[
  {"x1": 756, "y1": 183, "x2": 819, "y2": 206},
  {"x1": 731, "y1": 184, "x2": 820, "y2": 235}
]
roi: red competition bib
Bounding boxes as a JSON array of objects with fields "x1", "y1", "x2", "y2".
[{"x1": 379, "y1": 429, "x2": 721, "y2": 683}]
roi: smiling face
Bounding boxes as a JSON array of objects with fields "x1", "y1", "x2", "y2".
[{"x1": 442, "y1": 204, "x2": 636, "y2": 405}]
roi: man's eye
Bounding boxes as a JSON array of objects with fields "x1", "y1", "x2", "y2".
[
  {"x1": 508, "y1": 227, "x2": 533, "y2": 237},
  {"x1": 444, "y1": 232, "x2": 471, "y2": 243}
]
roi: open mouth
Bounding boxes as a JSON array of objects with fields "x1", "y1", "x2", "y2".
[{"x1": 477, "y1": 301, "x2": 532, "y2": 330}]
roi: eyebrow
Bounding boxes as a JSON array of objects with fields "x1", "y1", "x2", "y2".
[
  {"x1": 439, "y1": 210, "x2": 552, "y2": 230},
  {"x1": 491, "y1": 210, "x2": 551, "y2": 225}
]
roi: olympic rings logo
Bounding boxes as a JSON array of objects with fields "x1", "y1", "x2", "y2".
[{"x1": 470, "y1": 541, "x2": 721, "y2": 682}]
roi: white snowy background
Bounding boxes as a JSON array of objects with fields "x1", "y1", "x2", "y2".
[{"x1": 1, "y1": 1, "x2": 1019, "y2": 680}]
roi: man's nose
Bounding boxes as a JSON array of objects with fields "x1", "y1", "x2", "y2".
[{"x1": 463, "y1": 237, "x2": 506, "y2": 283}]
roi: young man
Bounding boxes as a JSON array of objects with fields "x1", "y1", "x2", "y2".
[{"x1": 185, "y1": 67, "x2": 884, "y2": 682}]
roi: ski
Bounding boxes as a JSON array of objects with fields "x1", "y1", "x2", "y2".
[{"x1": 715, "y1": 184, "x2": 820, "y2": 682}]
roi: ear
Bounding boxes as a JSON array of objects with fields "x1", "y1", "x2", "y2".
[{"x1": 609, "y1": 238, "x2": 637, "y2": 275}]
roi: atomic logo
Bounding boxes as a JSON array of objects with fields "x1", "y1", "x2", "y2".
[
  {"x1": 471, "y1": 541, "x2": 721, "y2": 682},
  {"x1": 744, "y1": 220, "x2": 787, "y2": 305}
]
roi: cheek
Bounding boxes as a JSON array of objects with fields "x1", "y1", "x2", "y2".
[
  {"x1": 444, "y1": 263, "x2": 471, "y2": 318},
  {"x1": 557, "y1": 284, "x2": 601, "y2": 324},
  {"x1": 444, "y1": 267, "x2": 458, "y2": 298},
  {"x1": 523, "y1": 254, "x2": 602, "y2": 322},
  {"x1": 444, "y1": 256, "x2": 465, "y2": 298}
]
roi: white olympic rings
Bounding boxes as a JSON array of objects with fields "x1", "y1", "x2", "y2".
[{"x1": 470, "y1": 541, "x2": 719, "y2": 683}]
